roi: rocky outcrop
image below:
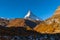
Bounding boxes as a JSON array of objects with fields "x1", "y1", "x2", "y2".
[{"x1": 0, "y1": 18, "x2": 9, "y2": 26}]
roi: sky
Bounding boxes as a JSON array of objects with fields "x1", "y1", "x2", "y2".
[{"x1": 0, "y1": 0, "x2": 60, "y2": 20}]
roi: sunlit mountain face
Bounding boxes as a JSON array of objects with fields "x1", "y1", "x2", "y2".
[
  {"x1": 34, "y1": 6, "x2": 60, "y2": 34},
  {"x1": 1, "y1": 6, "x2": 60, "y2": 40}
]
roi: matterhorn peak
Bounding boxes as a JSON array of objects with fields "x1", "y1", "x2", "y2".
[
  {"x1": 24, "y1": 10, "x2": 31, "y2": 19},
  {"x1": 54, "y1": 6, "x2": 60, "y2": 15},
  {"x1": 24, "y1": 10, "x2": 41, "y2": 21}
]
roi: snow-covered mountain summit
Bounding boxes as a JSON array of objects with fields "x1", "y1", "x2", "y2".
[{"x1": 24, "y1": 10, "x2": 42, "y2": 21}]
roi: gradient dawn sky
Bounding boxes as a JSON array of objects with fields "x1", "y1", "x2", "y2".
[{"x1": 0, "y1": 0, "x2": 60, "y2": 20}]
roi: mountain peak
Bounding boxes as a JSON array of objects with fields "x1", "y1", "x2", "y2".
[
  {"x1": 54, "y1": 6, "x2": 60, "y2": 15},
  {"x1": 24, "y1": 10, "x2": 41, "y2": 21},
  {"x1": 24, "y1": 10, "x2": 31, "y2": 19}
]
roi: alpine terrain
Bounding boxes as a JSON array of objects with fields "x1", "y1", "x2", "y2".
[{"x1": 1, "y1": 6, "x2": 60, "y2": 40}]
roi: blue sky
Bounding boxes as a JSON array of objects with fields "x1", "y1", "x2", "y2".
[{"x1": 0, "y1": 0, "x2": 60, "y2": 20}]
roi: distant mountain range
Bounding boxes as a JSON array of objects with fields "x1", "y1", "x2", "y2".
[{"x1": 0, "y1": 6, "x2": 60, "y2": 34}]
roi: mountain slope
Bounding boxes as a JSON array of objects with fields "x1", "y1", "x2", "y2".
[
  {"x1": 34, "y1": 6, "x2": 60, "y2": 34},
  {"x1": 7, "y1": 18, "x2": 25, "y2": 27},
  {"x1": 6, "y1": 18, "x2": 41, "y2": 30}
]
